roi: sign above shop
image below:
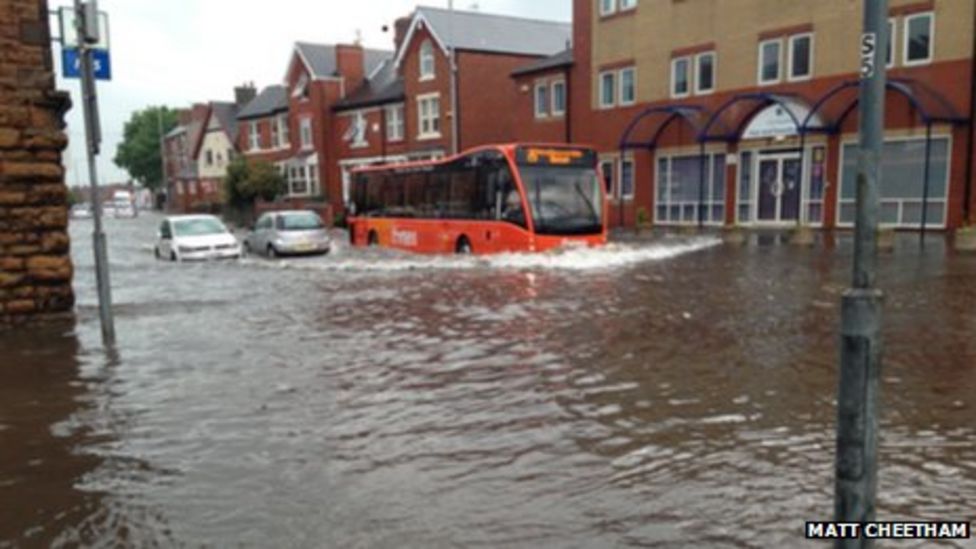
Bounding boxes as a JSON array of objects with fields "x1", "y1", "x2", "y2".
[{"x1": 741, "y1": 99, "x2": 823, "y2": 140}]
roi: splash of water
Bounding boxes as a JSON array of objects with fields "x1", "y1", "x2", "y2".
[{"x1": 241, "y1": 237, "x2": 721, "y2": 273}]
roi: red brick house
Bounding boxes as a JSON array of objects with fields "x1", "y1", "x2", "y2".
[
  {"x1": 236, "y1": 43, "x2": 391, "y2": 219},
  {"x1": 163, "y1": 104, "x2": 207, "y2": 213},
  {"x1": 329, "y1": 6, "x2": 572, "y2": 208}
]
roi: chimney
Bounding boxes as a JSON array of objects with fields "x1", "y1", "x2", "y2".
[
  {"x1": 394, "y1": 16, "x2": 411, "y2": 52},
  {"x1": 234, "y1": 83, "x2": 257, "y2": 107},
  {"x1": 190, "y1": 103, "x2": 210, "y2": 123},
  {"x1": 335, "y1": 44, "x2": 365, "y2": 91}
]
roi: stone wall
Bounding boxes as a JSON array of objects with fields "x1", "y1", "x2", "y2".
[{"x1": 0, "y1": 0, "x2": 74, "y2": 323}]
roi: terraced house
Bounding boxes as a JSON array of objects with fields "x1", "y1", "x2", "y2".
[{"x1": 543, "y1": 0, "x2": 976, "y2": 231}]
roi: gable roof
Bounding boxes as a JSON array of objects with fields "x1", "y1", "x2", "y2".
[
  {"x1": 394, "y1": 6, "x2": 571, "y2": 67},
  {"x1": 210, "y1": 101, "x2": 240, "y2": 144},
  {"x1": 333, "y1": 59, "x2": 405, "y2": 111},
  {"x1": 237, "y1": 85, "x2": 288, "y2": 120},
  {"x1": 192, "y1": 102, "x2": 240, "y2": 159},
  {"x1": 294, "y1": 42, "x2": 393, "y2": 80},
  {"x1": 511, "y1": 48, "x2": 574, "y2": 77}
]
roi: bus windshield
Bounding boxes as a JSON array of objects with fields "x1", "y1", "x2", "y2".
[{"x1": 518, "y1": 166, "x2": 603, "y2": 236}]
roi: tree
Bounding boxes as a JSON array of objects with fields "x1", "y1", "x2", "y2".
[
  {"x1": 223, "y1": 157, "x2": 286, "y2": 223},
  {"x1": 113, "y1": 106, "x2": 179, "y2": 191}
]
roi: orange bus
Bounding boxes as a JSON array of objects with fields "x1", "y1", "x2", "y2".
[{"x1": 348, "y1": 144, "x2": 607, "y2": 254}]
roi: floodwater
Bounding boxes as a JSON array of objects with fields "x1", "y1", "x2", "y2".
[{"x1": 1, "y1": 212, "x2": 974, "y2": 548}]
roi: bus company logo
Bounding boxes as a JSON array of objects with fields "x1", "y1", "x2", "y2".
[{"x1": 392, "y1": 229, "x2": 418, "y2": 247}]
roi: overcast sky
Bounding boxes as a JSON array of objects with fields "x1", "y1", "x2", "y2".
[{"x1": 55, "y1": 0, "x2": 571, "y2": 187}]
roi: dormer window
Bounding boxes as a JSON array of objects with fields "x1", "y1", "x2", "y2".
[{"x1": 419, "y1": 40, "x2": 435, "y2": 80}]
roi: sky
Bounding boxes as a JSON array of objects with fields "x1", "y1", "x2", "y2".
[{"x1": 54, "y1": 0, "x2": 571, "y2": 187}]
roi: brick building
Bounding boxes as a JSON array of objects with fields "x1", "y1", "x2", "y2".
[
  {"x1": 520, "y1": 0, "x2": 976, "y2": 231},
  {"x1": 0, "y1": 0, "x2": 74, "y2": 323},
  {"x1": 230, "y1": 8, "x2": 571, "y2": 215}
]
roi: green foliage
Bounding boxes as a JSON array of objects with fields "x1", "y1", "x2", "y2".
[
  {"x1": 113, "y1": 106, "x2": 179, "y2": 191},
  {"x1": 223, "y1": 157, "x2": 285, "y2": 209},
  {"x1": 636, "y1": 206, "x2": 650, "y2": 227},
  {"x1": 333, "y1": 211, "x2": 346, "y2": 228}
]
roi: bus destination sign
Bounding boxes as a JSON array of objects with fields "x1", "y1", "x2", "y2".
[{"x1": 517, "y1": 147, "x2": 595, "y2": 167}]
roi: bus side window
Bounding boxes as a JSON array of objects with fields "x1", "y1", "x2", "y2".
[
  {"x1": 448, "y1": 163, "x2": 477, "y2": 219},
  {"x1": 429, "y1": 172, "x2": 449, "y2": 218}
]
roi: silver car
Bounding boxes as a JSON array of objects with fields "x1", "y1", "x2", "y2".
[{"x1": 243, "y1": 210, "x2": 331, "y2": 258}]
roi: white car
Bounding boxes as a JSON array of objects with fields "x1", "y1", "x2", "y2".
[{"x1": 154, "y1": 215, "x2": 241, "y2": 261}]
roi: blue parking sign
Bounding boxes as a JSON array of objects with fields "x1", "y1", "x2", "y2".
[{"x1": 62, "y1": 48, "x2": 111, "y2": 80}]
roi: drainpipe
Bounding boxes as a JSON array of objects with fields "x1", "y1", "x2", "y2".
[
  {"x1": 965, "y1": 5, "x2": 976, "y2": 224},
  {"x1": 564, "y1": 65, "x2": 572, "y2": 143}
]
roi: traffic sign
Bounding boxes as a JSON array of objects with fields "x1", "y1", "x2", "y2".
[{"x1": 62, "y1": 48, "x2": 111, "y2": 80}]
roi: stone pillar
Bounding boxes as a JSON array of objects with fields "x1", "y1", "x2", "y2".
[{"x1": 0, "y1": 0, "x2": 75, "y2": 323}]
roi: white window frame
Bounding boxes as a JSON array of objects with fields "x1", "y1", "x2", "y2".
[
  {"x1": 248, "y1": 121, "x2": 260, "y2": 151},
  {"x1": 836, "y1": 134, "x2": 951, "y2": 229},
  {"x1": 599, "y1": 0, "x2": 616, "y2": 17},
  {"x1": 299, "y1": 117, "x2": 313, "y2": 150},
  {"x1": 619, "y1": 67, "x2": 636, "y2": 106},
  {"x1": 277, "y1": 114, "x2": 290, "y2": 147},
  {"x1": 694, "y1": 51, "x2": 716, "y2": 95},
  {"x1": 271, "y1": 116, "x2": 281, "y2": 148},
  {"x1": 670, "y1": 57, "x2": 691, "y2": 99},
  {"x1": 885, "y1": 18, "x2": 897, "y2": 68},
  {"x1": 534, "y1": 82, "x2": 549, "y2": 118},
  {"x1": 351, "y1": 112, "x2": 368, "y2": 148},
  {"x1": 419, "y1": 40, "x2": 436, "y2": 81},
  {"x1": 620, "y1": 155, "x2": 635, "y2": 200},
  {"x1": 787, "y1": 33, "x2": 814, "y2": 82},
  {"x1": 417, "y1": 92, "x2": 441, "y2": 140},
  {"x1": 757, "y1": 38, "x2": 783, "y2": 86},
  {"x1": 598, "y1": 71, "x2": 616, "y2": 109},
  {"x1": 386, "y1": 104, "x2": 404, "y2": 142},
  {"x1": 551, "y1": 80, "x2": 566, "y2": 116},
  {"x1": 902, "y1": 12, "x2": 934, "y2": 67},
  {"x1": 620, "y1": 0, "x2": 637, "y2": 11}
]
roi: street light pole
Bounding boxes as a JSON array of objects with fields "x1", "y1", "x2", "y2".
[
  {"x1": 834, "y1": 0, "x2": 887, "y2": 545},
  {"x1": 75, "y1": 0, "x2": 115, "y2": 345}
]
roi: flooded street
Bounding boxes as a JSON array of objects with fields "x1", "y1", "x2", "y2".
[{"x1": 2, "y1": 212, "x2": 974, "y2": 548}]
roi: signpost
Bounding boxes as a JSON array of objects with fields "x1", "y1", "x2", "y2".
[
  {"x1": 835, "y1": 1, "x2": 887, "y2": 547},
  {"x1": 63, "y1": 1, "x2": 115, "y2": 345}
]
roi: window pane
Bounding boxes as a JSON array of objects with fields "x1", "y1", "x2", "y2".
[
  {"x1": 601, "y1": 161, "x2": 614, "y2": 195},
  {"x1": 712, "y1": 154, "x2": 726, "y2": 201},
  {"x1": 670, "y1": 156, "x2": 703, "y2": 203},
  {"x1": 907, "y1": 14, "x2": 932, "y2": 62},
  {"x1": 673, "y1": 58, "x2": 689, "y2": 95},
  {"x1": 791, "y1": 35, "x2": 811, "y2": 78},
  {"x1": 739, "y1": 151, "x2": 752, "y2": 205},
  {"x1": 621, "y1": 160, "x2": 634, "y2": 196},
  {"x1": 657, "y1": 158, "x2": 668, "y2": 201},
  {"x1": 761, "y1": 41, "x2": 780, "y2": 81},
  {"x1": 601, "y1": 73, "x2": 615, "y2": 105},
  {"x1": 697, "y1": 54, "x2": 714, "y2": 91},
  {"x1": 621, "y1": 69, "x2": 635, "y2": 103},
  {"x1": 552, "y1": 82, "x2": 566, "y2": 112},
  {"x1": 535, "y1": 85, "x2": 548, "y2": 115}
]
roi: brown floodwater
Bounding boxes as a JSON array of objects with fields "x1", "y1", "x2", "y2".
[{"x1": 1, "y1": 213, "x2": 974, "y2": 548}]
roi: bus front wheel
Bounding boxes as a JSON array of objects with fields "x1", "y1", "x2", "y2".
[
  {"x1": 456, "y1": 236, "x2": 472, "y2": 255},
  {"x1": 367, "y1": 231, "x2": 379, "y2": 247}
]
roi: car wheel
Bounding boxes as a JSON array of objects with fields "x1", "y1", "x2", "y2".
[
  {"x1": 456, "y1": 236, "x2": 472, "y2": 255},
  {"x1": 267, "y1": 245, "x2": 278, "y2": 259},
  {"x1": 367, "y1": 231, "x2": 379, "y2": 247}
]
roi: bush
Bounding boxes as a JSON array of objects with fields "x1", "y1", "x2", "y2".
[
  {"x1": 636, "y1": 206, "x2": 651, "y2": 227},
  {"x1": 333, "y1": 211, "x2": 347, "y2": 228}
]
